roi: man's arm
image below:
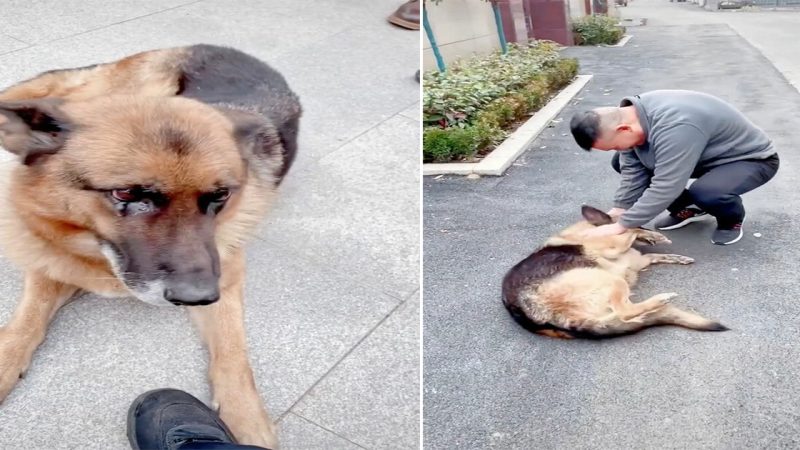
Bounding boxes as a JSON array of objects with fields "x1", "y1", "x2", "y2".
[
  {"x1": 613, "y1": 151, "x2": 651, "y2": 209},
  {"x1": 619, "y1": 124, "x2": 709, "y2": 229}
]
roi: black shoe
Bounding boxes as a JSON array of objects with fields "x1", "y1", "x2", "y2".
[
  {"x1": 712, "y1": 221, "x2": 744, "y2": 245},
  {"x1": 655, "y1": 207, "x2": 709, "y2": 230},
  {"x1": 127, "y1": 388, "x2": 261, "y2": 450}
]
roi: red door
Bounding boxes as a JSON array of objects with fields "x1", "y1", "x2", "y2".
[{"x1": 522, "y1": 0, "x2": 573, "y2": 46}]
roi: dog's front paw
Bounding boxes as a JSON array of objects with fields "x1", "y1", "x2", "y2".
[
  {"x1": 664, "y1": 254, "x2": 694, "y2": 265},
  {"x1": 217, "y1": 393, "x2": 278, "y2": 449},
  {"x1": 0, "y1": 328, "x2": 32, "y2": 404},
  {"x1": 636, "y1": 230, "x2": 672, "y2": 246}
]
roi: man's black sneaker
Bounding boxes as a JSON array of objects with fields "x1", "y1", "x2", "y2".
[
  {"x1": 655, "y1": 207, "x2": 709, "y2": 230},
  {"x1": 712, "y1": 222, "x2": 744, "y2": 245},
  {"x1": 127, "y1": 388, "x2": 270, "y2": 450}
]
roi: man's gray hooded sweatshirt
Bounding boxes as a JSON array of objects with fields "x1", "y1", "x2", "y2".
[{"x1": 614, "y1": 90, "x2": 776, "y2": 228}]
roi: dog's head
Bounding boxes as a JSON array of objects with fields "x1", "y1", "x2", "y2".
[
  {"x1": 550, "y1": 205, "x2": 638, "y2": 256},
  {"x1": 0, "y1": 97, "x2": 284, "y2": 306}
]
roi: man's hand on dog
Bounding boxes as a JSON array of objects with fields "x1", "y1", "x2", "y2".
[
  {"x1": 606, "y1": 207, "x2": 626, "y2": 218},
  {"x1": 581, "y1": 222, "x2": 628, "y2": 238}
]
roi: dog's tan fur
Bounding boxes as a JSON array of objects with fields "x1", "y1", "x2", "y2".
[
  {"x1": 0, "y1": 48, "x2": 187, "y2": 103},
  {"x1": 502, "y1": 206, "x2": 727, "y2": 339},
  {"x1": 0, "y1": 46, "x2": 298, "y2": 448}
]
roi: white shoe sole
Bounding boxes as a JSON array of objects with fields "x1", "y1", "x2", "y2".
[
  {"x1": 712, "y1": 217, "x2": 746, "y2": 245},
  {"x1": 657, "y1": 214, "x2": 708, "y2": 231}
]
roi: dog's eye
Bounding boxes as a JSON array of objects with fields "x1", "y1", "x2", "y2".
[
  {"x1": 110, "y1": 188, "x2": 141, "y2": 203},
  {"x1": 199, "y1": 188, "x2": 232, "y2": 215},
  {"x1": 211, "y1": 188, "x2": 231, "y2": 202}
]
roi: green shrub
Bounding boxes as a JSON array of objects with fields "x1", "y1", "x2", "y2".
[
  {"x1": 572, "y1": 15, "x2": 625, "y2": 46},
  {"x1": 469, "y1": 59, "x2": 578, "y2": 134},
  {"x1": 423, "y1": 127, "x2": 480, "y2": 163},
  {"x1": 423, "y1": 41, "x2": 562, "y2": 128},
  {"x1": 422, "y1": 41, "x2": 580, "y2": 163},
  {"x1": 545, "y1": 58, "x2": 580, "y2": 89}
]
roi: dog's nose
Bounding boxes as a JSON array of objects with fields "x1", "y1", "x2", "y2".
[{"x1": 164, "y1": 280, "x2": 220, "y2": 306}]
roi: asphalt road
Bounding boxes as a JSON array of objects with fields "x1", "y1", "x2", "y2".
[{"x1": 423, "y1": 5, "x2": 800, "y2": 449}]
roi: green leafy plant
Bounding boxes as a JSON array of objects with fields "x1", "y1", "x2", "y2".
[
  {"x1": 422, "y1": 47, "x2": 579, "y2": 163},
  {"x1": 572, "y1": 15, "x2": 625, "y2": 46},
  {"x1": 423, "y1": 41, "x2": 562, "y2": 129},
  {"x1": 423, "y1": 127, "x2": 481, "y2": 163}
]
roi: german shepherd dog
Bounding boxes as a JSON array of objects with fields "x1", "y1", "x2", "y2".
[
  {"x1": 503, "y1": 206, "x2": 728, "y2": 339},
  {"x1": 0, "y1": 45, "x2": 301, "y2": 448}
]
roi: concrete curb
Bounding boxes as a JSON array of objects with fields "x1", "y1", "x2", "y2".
[
  {"x1": 423, "y1": 74, "x2": 594, "y2": 177},
  {"x1": 605, "y1": 34, "x2": 633, "y2": 47}
]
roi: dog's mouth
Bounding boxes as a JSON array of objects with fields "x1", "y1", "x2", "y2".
[{"x1": 125, "y1": 279, "x2": 180, "y2": 308}]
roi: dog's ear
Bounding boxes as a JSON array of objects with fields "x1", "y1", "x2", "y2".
[
  {"x1": 0, "y1": 99, "x2": 71, "y2": 165},
  {"x1": 220, "y1": 109, "x2": 282, "y2": 160},
  {"x1": 581, "y1": 205, "x2": 613, "y2": 226}
]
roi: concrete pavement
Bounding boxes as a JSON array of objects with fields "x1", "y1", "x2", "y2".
[
  {"x1": 0, "y1": 1, "x2": 420, "y2": 449},
  {"x1": 423, "y1": 3, "x2": 800, "y2": 448}
]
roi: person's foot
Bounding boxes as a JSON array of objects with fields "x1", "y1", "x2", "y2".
[
  {"x1": 654, "y1": 207, "x2": 709, "y2": 230},
  {"x1": 388, "y1": 0, "x2": 420, "y2": 30},
  {"x1": 712, "y1": 221, "x2": 744, "y2": 245},
  {"x1": 127, "y1": 388, "x2": 271, "y2": 450}
]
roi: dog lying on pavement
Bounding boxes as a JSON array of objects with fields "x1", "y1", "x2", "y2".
[
  {"x1": 502, "y1": 206, "x2": 728, "y2": 339},
  {"x1": 0, "y1": 44, "x2": 301, "y2": 448}
]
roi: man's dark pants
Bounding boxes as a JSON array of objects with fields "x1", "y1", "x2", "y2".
[{"x1": 611, "y1": 152, "x2": 780, "y2": 228}]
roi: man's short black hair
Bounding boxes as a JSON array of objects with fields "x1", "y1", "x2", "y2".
[{"x1": 570, "y1": 110, "x2": 601, "y2": 151}]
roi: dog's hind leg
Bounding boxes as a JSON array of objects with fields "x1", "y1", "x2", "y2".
[
  {"x1": 636, "y1": 293, "x2": 728, "y2": 332},
  {"x1": 604, "y1": 278, "x2": 672, "y2": 322},
  {"x1": 0, "y1": 271, "x2": 78, "y2": 403},
  {"x1": 188, "y1": 251, "x2": 278, "y2": 449}
]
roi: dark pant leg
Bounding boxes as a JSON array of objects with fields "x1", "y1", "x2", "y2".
[
  {"x1": 685, "y1": 154, "x2": 779, "y2": 227},
  {"x1": 665, "y1": 167, "x2": 715, "y2": 214}
]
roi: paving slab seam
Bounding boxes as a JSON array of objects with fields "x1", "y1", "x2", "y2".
[
  {"x1": 0, "y1": 46, "x2": 33, "y2": 59},
  {"x1": 280, "y1": 412, "x2": 370, "y2": 449},
  {"x1": 398, "y1": 110, "x2": 421, "y2": 123},
  {"x1": 253, "y1": 234, "x2": 414, "y2": 303},
  {"x1": 317, "y1": 98, "x2": 423, "y2": 164},
  {"x1": 2, "y1": 34, "x2": 30, "y2": 46},
  {"x1": 280, "y1": 295, "x2": 413, "y2": 421},
  {"x1": 402, "y1": 288, "x2": 420, "y2": 303},
  {"x1": 0, "y1": 0, "x2": 204, "y2": 58}
]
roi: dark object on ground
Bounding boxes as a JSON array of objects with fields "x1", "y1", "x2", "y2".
[{"x1": 388, "y1": 0, "x2": 420, "y2": 30}]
